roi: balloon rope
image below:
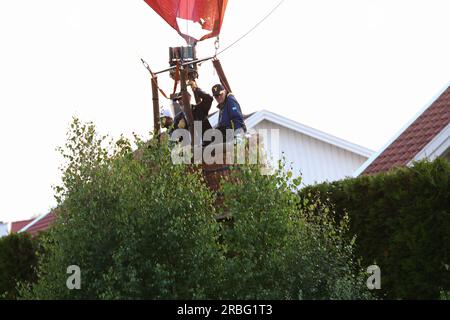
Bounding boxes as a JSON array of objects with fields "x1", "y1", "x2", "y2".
[
  {"x1": 144, "y1": 1, "x2": 285, "y2": 77},
  {"x1": 217, "y1": 0, "x2": 285, "y2": 56}
]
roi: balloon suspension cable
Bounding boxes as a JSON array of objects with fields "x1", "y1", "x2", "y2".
[
  {"x1": 141, "y1": 58, "x2": 155, "y2": 77},
  {"x1": 216, "y1": 0, "x2": 285, "y2": 56},
  {"x1": 214, "y1": 36, "x2": 220, "y2": 58},
  {"x1": 154, "y1": 56, "x2": 215, "y2": 75},
  {"x1": 141, "y1": 58, "x2": 170, "y2": 100},
  {"x1": 150, "y1": 0, "x2": 285, "y2": 75}
]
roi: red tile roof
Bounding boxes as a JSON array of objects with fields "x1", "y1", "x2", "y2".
[
  {"x1": 22, "y1": 211, "x2": 57, "y2": 236},
  {"x1": 362, "y1": 86, "x2": 450, "y2": 175},
  {"x1": 10, "y1": 219, "x2": 34, "y2": 233}
]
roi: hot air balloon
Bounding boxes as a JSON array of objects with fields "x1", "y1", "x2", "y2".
[
  {"x1": 142, "y1": 0, "x2": 232, "y2": 142},
  {"x1": 143, "y1": 0, "x2": 228, "y2": 44}
]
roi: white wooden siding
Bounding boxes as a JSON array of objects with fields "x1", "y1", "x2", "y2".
[{"x1": 253, "y1": 120, "x2": 368, "y2": 186}]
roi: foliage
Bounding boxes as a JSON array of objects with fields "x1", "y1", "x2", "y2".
[
  {"x1": 21, "y1": 118, "x2": 373, "y2": 299},
  {"x1": 21, "y1": 118, "x2": 221, "y2": 299},
  {"x1": 218, "y1": 163, "x2": 371, "y2": 299},
  {"x1": 300, "y1": 159, "x2": 450, "y2": 299},
  {"x1": 441, "y1": 290, "x2": 450, "y2": 300},
  {"x1": 0, "y1": 233, "x2": 40, "y2": 299}
]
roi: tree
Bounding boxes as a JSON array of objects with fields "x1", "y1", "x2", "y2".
[
  {"x1": 21, "y1": 118, "x2": 372, "y2": 299},
  {"x1": 217, "y1": 163, "x2": 371, "y2": 299},
  {"x1": 0, "y1": 233, "x2": 40, "y2": 299}
]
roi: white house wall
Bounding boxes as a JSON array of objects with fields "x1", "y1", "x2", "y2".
[
  {"x1": 253, "y1": 120, "x2": 368, "y2": 186},
  {"x1": 0, "y1": 223, "x2": 8, "y2": 237}
]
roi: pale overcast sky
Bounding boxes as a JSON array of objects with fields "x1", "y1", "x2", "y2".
[{"x1": 1, "y1": 0, "x2": 449, "y2": 223}]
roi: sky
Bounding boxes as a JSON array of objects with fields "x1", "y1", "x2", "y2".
[{"x1": 1, "y1": 0, "x2": 449, "y2": 223}]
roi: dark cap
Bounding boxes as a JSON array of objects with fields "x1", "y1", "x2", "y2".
[{"x1": 212, "y1": 84, "x2": 225, "y2": 97}]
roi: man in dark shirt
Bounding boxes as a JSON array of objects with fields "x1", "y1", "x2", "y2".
[{"x1": 172, "y1": 80, "x2": 214, "y2": 145}]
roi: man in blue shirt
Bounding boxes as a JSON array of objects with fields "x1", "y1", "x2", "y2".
[{"x1": 211, "y1": 84, "x2": 246, "y2": 140}]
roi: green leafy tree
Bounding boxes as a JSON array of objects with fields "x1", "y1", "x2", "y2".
[
  {"x1": 217, "y1": 164, "x2": 371, "y2": 299},
  {"x1": 0, "y1": 233, "x2": 40, "y2": 299},
  {"x1": 21, "y1": 118, "x2": 221, "y2": 299},
  {"x1": 21, "y1": 118, "x2": 372, "y2": 300}
]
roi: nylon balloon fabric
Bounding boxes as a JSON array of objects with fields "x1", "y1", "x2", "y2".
[{"x1": 144, "y1": 0, "x2": 228, "y2": 43}]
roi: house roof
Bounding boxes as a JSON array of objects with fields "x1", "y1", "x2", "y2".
[
  {"x1": 11, "y1": 218, "x2": 34, "y2": 233},
  {"x1": 19, "y1": 211, "x2": 56, "y2": 236},
  {"x1": 209, "y1": 109, "x2": 374, "y2": 158},
  {"x1": 357, "y1": 84, "x2": 450, "y2": 175},
  {"x1": 246, "y1": 110, "x2": 374, "y2": 158}
]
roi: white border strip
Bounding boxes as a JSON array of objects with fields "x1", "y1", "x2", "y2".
[
  {"x1": 19, "y1": 212, "x2": 49, "y2": 233},
  {"x1": 245, "y1": 110, "x2": 374, "y2": 158},
  {"x1": 353, "y1": 82, "x2": 450, "y2": 177},
  {"x1": 410, "y1": 123, "x2": 450, "y2": 163}
]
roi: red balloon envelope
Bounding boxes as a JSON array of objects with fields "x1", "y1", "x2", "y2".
[{"x1": 144, "y1": 0, "x2": 228, "y2": 43}]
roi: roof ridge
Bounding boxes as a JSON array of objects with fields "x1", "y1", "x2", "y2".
[
  {"x1": 19, "y1": 211, "x2": 51, "y2": 233},
  {"x1": 246, "y1": 109, "x2": 374, "y2": 157},
  {"x1": 355, "y1": 83, "x2": 450, "y2": 176}
]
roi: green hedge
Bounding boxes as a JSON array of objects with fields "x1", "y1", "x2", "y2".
[
  {"x1": 0, "y1": 233, "x2": 40, "y2": 299},
  {"x1": 300, "y1": 158, "x2": 450, "y2": 299}
]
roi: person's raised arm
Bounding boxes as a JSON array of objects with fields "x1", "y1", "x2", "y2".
[{"x1": 189, "y1": 80, "x2": 213, "y2": 113}]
